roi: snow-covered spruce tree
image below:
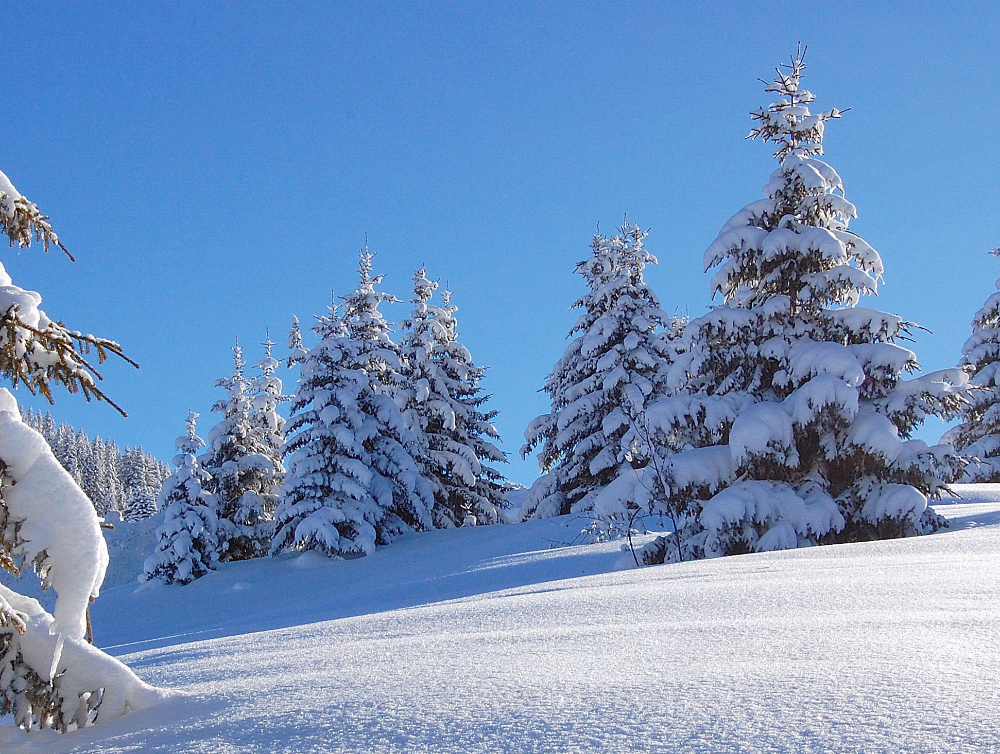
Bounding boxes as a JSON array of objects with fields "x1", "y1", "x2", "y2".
[
  {"x1": 144, "y1": 450, "x2": 169, "y2": 493},
  {"x1": 143, "y1": 411, "x2": 220, "y2": 585},
  {"x1": 0, "y1": 169, "x2": 161, "y2": 731},
  {"x1": 121, "y1": 448, "x2": 158, "y2": 521},
  {"x1": 521, "y1": 224, "x2": 681, "y2": 519},
  {"x1": 943, "y1": 250, "x2": 1000, "y2": 481},
  {"x1": 272, "y1": 308, "x2": 376, "y2": 556},
  {"x1": 398, "y1": 268, "x2": 507, "y2": 527},
  {"x1": 339, "y1": 250, "x2": 434, "y2": 536},
  {"x1": 246, "y1": 336, "x2": 286, "y2": 519},
  {"x1": 429, "y1": 286, "x2": 509, "y2": 524},
  {"x1": 633, "y1": 49, "x2": 967, "y2": 563},
  {"x1": 99, "y1": 439, "x2": 125, "y2": 514},
  {"x1": 272, "y1": 249, "x2": 433, "y2": 557},
  {"x1": 287, "y1": 315, "x2": 308, "y2": 368},
  {"x1": 201, "y1": 344, "x2": 276, "y2": 562},
  {"x1": 77, "y1": 434, "x2": 104, "y2": 513},
  {"x1": 55, "y1": 424, "x2": 82, "y2": 486}
]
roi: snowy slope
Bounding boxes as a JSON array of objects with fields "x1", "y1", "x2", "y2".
[{"x1": 5, "y1": 488, "x2": 1000, "y2": 753}]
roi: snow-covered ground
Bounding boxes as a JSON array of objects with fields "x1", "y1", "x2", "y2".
[{"x1": 6, "y1": 487, "x2": 1000, "y2": 753}]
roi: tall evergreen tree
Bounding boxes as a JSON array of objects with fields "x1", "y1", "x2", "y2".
[
  {"x1": 943, "y1": 250, "x2": 1000, "y2": 481},
  {"x1": 272, "y1": 308, "x2": 380, "y2": 556},
  {"x1": 39, "y1": 411, "x2": 57, "y2": 444},
  {"x1": 273, "y1": 249, "x2": 433, "y2": 557},
  {"x1": 247, "y1": 335, "x2": 286, "y2": 519},
  {"x1": 144, "y1": 411, "x2": 220, "y2": 584},
  {"x1": 399, "y1": 269, "x2": 507, "y2": 527},
  {"x1": 122, "y1": 448, "x2": 158, "y2": 521},
  {"x1": 635, "y1": 49, "x2": 967, "y2": 563},
  {"x1": 522, "y1": 224, "x2": 680, "y2": 519},
  {"x1": 201, "y1": 344, "x2": 274, "y2": 561},
  {"x1": 77, "y1": 436, "x2": 104, "y2": 513},
  {"x1": 101, "y1": 439, "x2": 125, "y2": 513},
  {"x1": 54, "y1": 423, "x2": 81, "y2": 485},
  {"x1": 340, "y1": 249, "x2": 434, "y2": 536}
]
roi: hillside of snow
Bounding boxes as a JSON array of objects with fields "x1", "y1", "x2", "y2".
[{"x1": 5, "y1": 487, "x2": 1000, "y2": 753}]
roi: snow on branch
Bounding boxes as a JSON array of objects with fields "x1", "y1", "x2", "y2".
[{"x1": 0, "y1": 172, "x2": 137, "y2": 415}]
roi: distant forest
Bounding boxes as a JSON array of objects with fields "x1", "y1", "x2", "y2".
[{"x1": 21, "y1": 407, "x2": 169, "y2": 520}]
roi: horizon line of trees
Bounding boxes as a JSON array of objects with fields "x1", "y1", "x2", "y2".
[{"x1": 20, "y1": 407, "x2": 170, "y2": 522}]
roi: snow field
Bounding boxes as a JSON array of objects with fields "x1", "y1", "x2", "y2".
[{"x1": 7, "y1": 491, "x2": 1000, "y2": 753}]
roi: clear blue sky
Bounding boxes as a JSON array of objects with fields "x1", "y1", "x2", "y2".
[{"x1": 6, "y1": 1, "x2": 1000, "y2": 484}]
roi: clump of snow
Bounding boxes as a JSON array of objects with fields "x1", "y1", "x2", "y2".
[
  {"x1": 0, "y1": 390, "x2": 107, "y2": 639},
  {"x1": 860, "y1": 483, "x2": 927, "y2": 523},
  {"x1": 0, "y1": 584, "x2": 168, "y2": 725},
  {"x1": 698, "y1": 480, "x2": 844, "y2": 556},
  {"x1": 729, "y1": 403, "x2": 796, "y2": 467}
]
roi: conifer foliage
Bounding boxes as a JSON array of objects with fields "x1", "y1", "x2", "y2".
[
  {"x1": 20, "y1": 408, "x2": 169, "y2": 517},
  {"x1": 144, "y1": 411, "x2": 220, "y2": 584},
  {"x1": 248, "y1": 336, "x2": 287, "y2": 518},
  {"x1": 287, "y1": 316, "x2": 308, "y2": 368},
  {"x1": 399, "y1": 268, "x2": 507, "y2": 527},
  {"x1": 273, "y1": 250, "x2": 433, "y2": 557},
  {"x1": 522, "y1": 224, "x2": 680, "y2": 519},
  {"x1": 201, "y1": 345, "x2": 277, "y2": 562},
  {"x1": 633, "y1": 48, "x2": 967, "y2": 562},
  {"x1": 943, "y1": 250, "x2": 1000, "y2": 481},
  {"x1": 121, "y1": 448, "x2": 159, "y2": 521},
  {"x1": 0, "y1": 169, "x2": 160, "y2": 732}
]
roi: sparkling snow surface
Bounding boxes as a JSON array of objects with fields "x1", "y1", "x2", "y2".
[{"x1": 8, "y1": 489, "x2": 1000, "y2": 753}]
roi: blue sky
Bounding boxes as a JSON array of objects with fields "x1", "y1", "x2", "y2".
[{"x1": 6, "y1": 1, "x2": 1000, "y2": 484}]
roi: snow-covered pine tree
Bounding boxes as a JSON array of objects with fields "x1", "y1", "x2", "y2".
[
  {"x1": 143, "y1": 411, "x2": 220, "y2": 584},
  {"x1": 634, "y1": 48, "x2": 967, "y2": 563},
  {"x1": 272, "y1": 307, "x2": 378, "y2": 556},
  {"x1": 33, "y1": 410, "x2": 57, "y2": 445},
  {"x1": 54, "y1": 423, "x2": 82, "y2": 485},
  {"x1": 339, "y1": 249, "x2": 433, "y2": 537},
  {"x1": 942, "y1": 249, "x2": 1000, "y2": 481},
  {"x1": 273, "y1": 249, "x2": 433, "y2": 557},
  {"x1": 74, "y1": 430, "x2": 90, "y2": 485},
  {"x1": 144, "y1": 451, "x2": 169, "y2": 494},
  {"x1": 122, "y1": 448, "x2": 158, "y2": 521},
  {"x1": 201, "y1": 344, "x2": 274, "y2": 561},
  {"x1": 77, "y1": 436, "x2": 105, "y2": 514},
  {"x1": 287, "y1": 315, "x2": 308, "y2": 368},
  {"x1": 398, "y1": 268, "x2": 507, "y2": 527},
  {"x1": 0, "y1": 167, "x2": 160, "y2": 731},
  {"x1": 247, "y1": 335, "x2": 286, "y2": 520},
  {"x1": 521, "y1": 224, "x2": 680, "y2": 519},
  {"x1": 100, "y1": 439, "x2": 125, "y2": 514}
]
